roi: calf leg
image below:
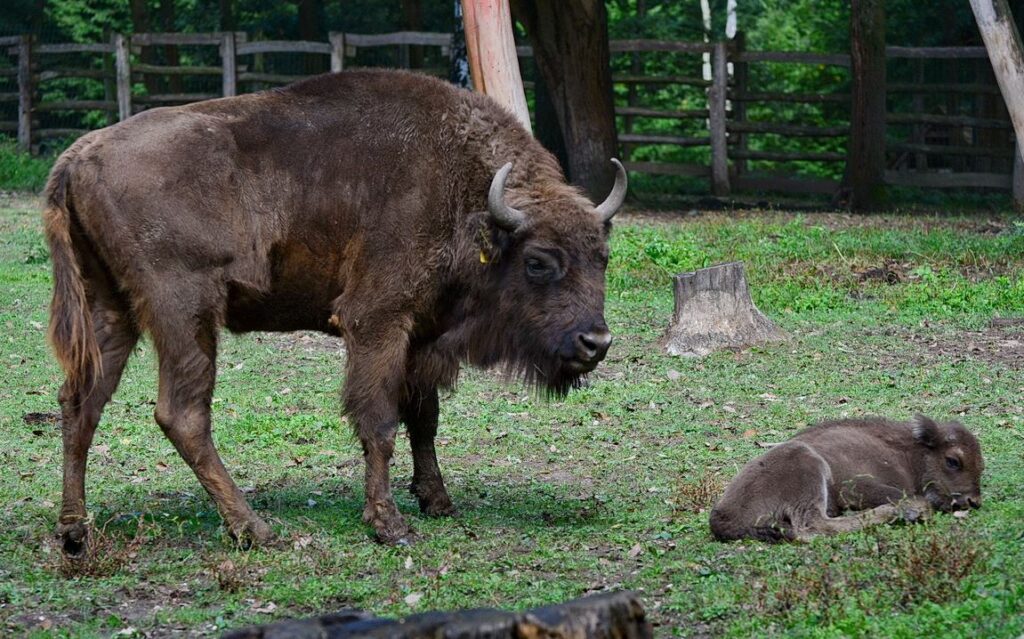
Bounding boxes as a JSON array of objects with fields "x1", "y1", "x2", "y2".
[
  {"x1": 57, "y1": 304, "x2": 139, "y2": 555},
  {"x1": 793, "y1": 497, "x2": 933, "y2": 542},
  {"x1": 402, "y1": 385, "x2": 456, "y2": 516},
  {"x1": 151, "y1": 314, "x2": 272, "y2": 546}
]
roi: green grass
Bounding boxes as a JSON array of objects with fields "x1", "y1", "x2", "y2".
[
  {"x1": 1, "y1": 193, "x2": 1023, "y2": 637},
  {"x1": 0, "y1": 142, "x2": 56, "y2": 193}
]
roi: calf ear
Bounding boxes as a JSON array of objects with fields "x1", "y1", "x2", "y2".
[{"x1": 911, "y1": 414, "x2": 940, "y2": 448}]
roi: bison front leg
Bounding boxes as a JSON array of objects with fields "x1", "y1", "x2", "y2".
[
  {"x1": 402, "y1": 385, "x2": 456, "y2": 517},
  {"x1": 344, "y1": 332, "x2": 414, "y2": 545}
]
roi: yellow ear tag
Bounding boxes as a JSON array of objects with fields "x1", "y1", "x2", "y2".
[{"x1": 479, "y1": 249, "x2": 489, "y2": 264}]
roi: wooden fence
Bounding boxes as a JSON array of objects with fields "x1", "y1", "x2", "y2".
[{"x1": 0, "y1": 31, "x2": 1018, "y2": 201}]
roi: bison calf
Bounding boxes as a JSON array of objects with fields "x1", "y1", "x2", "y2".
[{"x1": 709, "y1": 415, "x2": 983, "y2": 542}]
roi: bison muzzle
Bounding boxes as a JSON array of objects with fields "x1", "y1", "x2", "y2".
[
  {"x1": 709, "y1": 415, "x2": 984, "y2": 543},
  {"x1": 43, "y1": 69, "x2": 626, "y2": 551}
]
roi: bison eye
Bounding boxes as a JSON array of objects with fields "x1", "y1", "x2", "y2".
[
  {"x1": 526, "y1": 258, "x2": 548, "y2": 277},
  {"x1": 525, "y1": 255, "x2": 560, "y2": 282},
  {"x1": 523, "y1": 248, "x2": 564, "y2": 283},
  {"x1": 946, "y1": 457, "x2": 962, "y2": 471}
]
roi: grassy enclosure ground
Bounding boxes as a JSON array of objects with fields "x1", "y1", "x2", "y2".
[{"x1": 1, "y1": 191, "x2": 1022, "y2": 638}]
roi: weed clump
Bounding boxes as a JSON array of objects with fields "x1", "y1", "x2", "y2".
[
  {"x1": 746, "y1": 523, "x2": 988, "y2": 625},
  {"x1": 55, "y1": 518, "x2": 152, "y2": 579},
  {"x1": 672, "y1": 468, "x2": 724, "y2": 515}
]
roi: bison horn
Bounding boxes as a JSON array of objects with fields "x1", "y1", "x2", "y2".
[
  {"x1": 594, "y1": 158, "x2": 628, "y2": 223},
  {"x1": 488, "y1": 162, "x2": 526, "y2": 231}
]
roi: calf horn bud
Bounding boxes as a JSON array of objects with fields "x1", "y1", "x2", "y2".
[
  {"x1": 594, "y1": 158, "x2": 628, "y2": 223},
  {"x1": 488, "y1": 162, "x2": 526, "y2": 231}
]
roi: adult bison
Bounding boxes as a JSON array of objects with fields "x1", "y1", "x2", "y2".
[
  {"x1": 44, "y1": 69, "x2": 625, "y2": 552},
  {"x1": 709, "y1": 415, "x2": 983, "y2": 542}
]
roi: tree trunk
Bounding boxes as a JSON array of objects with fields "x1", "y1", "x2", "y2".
[
  {"x1": 402, "y1": 0, "x2": 425, "y2": 68},
  {"x1": 131, "y1": 0, "x2": 160, "y2": 94},
  {"x1": 461, "y1": 0, "x2": 532, "y2": 132},
  {"x1": 511, "y1": 0, "x2": 619, "y2": 201},
  {"x1": 159, "y1": 0, "x2": 182, "y2": 94},
  {"x1": 297, "y1": 0, "x2": 325, "y2": 74},
  {"x1": 662, "y1": 262, "x2": 786, "y2": 358},
  {"x1": 220, "y1": 0, "x2": 236, "y2": 31},
  {"x1": 968, "y1": 0, "x2": 1024, "y2": 210},
  {"x1": 846, "y1": 0, "x2": 887, "y2": 211},
  {"x1": 533, "y1": 59, "x2": 569, "y2": 174}
]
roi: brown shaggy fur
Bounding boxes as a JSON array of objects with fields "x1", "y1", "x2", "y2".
[
  {"x1": 709, "y1": 415, "x2": 984, "y2": 543},
  {"x1": 44, "y1": 70, "x2": 619, "y2": 551}
]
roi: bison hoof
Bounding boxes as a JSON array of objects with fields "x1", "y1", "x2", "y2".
[
  {"x1": 411, "y1": 484, "x2": 458, "y2": 517},
  {"x1": 229, "y1": 517, "x2": 275, "y2": 549},
  {"x1": 896, "y1": 499, "x2": 933, "y2": 524},
  {"x1": 372, "y1": 521, "x2": 416, "y2": 546},
  {"x1": 420, "y1": 498, "x2": 458, "y2": 518},
  {"x1": 56, "y1": 519, "x2": 89, "y2": 557},
  {"x1": 364, "y1": 501, "x2": 414, "y2": 545}
]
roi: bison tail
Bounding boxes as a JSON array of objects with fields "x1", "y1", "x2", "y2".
[{"x1": 43, "y1": 161, "x2": 100, "y2": 396}]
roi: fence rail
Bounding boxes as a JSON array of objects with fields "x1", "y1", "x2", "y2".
[{"x1": 0, "y1": 31, "x2": 1018, "y2": 200}]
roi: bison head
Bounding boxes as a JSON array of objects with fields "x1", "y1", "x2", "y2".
[
  {"x1": 467, "y1": 159, "x2": 626, "y2": 397},
  {"x1": 913, "y1": 415, "x2": 984, "y2": 511}
]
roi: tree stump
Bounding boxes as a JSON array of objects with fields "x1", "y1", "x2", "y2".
[
  {"x1": 221, "y1": 591, "x2": 652, "y2": 639},
  {"x1": 662, "y1": 261, "x2": 785, "y2": 357}
]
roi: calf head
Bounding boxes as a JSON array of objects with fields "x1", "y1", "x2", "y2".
[
  {"x1": 472, "y1": 159, "x2": 626, "y2": 396},
  {"x1": 913, "y1": 415, "x2": 984, "y2": 511}
]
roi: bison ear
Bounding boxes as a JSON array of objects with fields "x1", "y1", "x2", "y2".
[
  {"x1": 911, "y1": 415, "x2": 940, "y2": 448},
  {"x1": 475, "y1": 212, "x2": 509, "y2": 264}
]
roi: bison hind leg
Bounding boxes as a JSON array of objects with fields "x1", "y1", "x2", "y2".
[{"x1": 56, "y1": 263, "x2": 140, "y2": 556}]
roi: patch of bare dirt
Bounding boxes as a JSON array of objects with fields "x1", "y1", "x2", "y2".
[
  {"x1": 868, "y1": 319, "x2": 1024, "y2": 371},
  {"x1": 911, "y1": 320, "x2": 1024, "y2": 371},
  {"x1": 0, "y1": 191, "x2": 40, "y2": 210},
  {"x1": 255, "y1": 331, "x2": 345, "y2": 355},
  {"x1": 4, "y1": 578, "x2": 211, "y2": 638}
]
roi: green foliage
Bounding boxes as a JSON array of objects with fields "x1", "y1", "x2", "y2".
[
  {"x1": 0, "y1": 140, "x2": 55, "y2": 192},
  {"x1": 45, "y1": 0, "x2": 131, "y2": 42},
  {"x1": 2, "y1": 0, "x2": 1011, "y2": 204}
]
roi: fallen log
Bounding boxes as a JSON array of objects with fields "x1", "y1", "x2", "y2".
[{"x1": 222, "y1": 591, "x2": 652, "y2": 639}]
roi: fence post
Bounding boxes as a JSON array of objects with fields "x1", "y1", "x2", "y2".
[
  {"x1": 114, "y1": 34, "x2": 132, "y2": 121},
  {"x1": 912, "y1": 58, "x2": 925, "y2": 171},
  {"x1": 16, "y1": 35, "x2": 32, "y2": 153},
  {"x1": 102, "y1": 31, "x2": 117, "y2": 125},
  {"x1": 709, "y1": 41, "x2": 730, "y2": 196},
  {"x1": 221, "y1": 32, "x2": 237, "y2": 96},
  {"x1": 329, "y1": 32, "x2": 345, "y2": 72},
  {"x1": 732, "y1": 31, "x2": 747, "y2": 179}
]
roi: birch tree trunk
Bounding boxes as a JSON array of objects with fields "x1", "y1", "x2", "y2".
[
  {"x1": 461, "y1": 0, "x2": 532, "y2": 133},
  {"x1": 968, "y1": 0, "x2": 1024, "y2": 209}
]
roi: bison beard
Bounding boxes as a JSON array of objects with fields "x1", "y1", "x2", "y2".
[{"x1": 43, "y1": 69, "x2": 625, "y2": 550}]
